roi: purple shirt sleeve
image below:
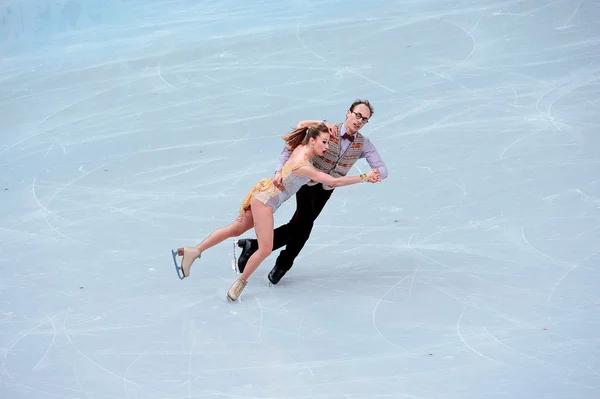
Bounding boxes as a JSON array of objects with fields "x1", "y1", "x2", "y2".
[
  {"x1": 276, "y1": 148, "x2": 292, "y2": 173},
  {"x1": 361, "y1": 137, "x2": 388, "y2": 179}
]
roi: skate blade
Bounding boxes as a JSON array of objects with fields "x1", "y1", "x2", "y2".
[
  {"x1": 226, "y1": 293, "x2": 241, "y2": 303},
  {"x1": 231, "y1": 239, "x2": 241, "y2": 275},
  {"x1": 171, "y1": 249, "x2": 185, "y2": 280}
]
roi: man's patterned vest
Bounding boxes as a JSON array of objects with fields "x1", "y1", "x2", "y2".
[{"x1": 307, "y1": 123, "x2": 364, "y2": 190}]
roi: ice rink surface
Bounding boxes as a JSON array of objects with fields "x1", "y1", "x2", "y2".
[{"x1": 2, "y1": 0, "x2": 600, "y2": 398}]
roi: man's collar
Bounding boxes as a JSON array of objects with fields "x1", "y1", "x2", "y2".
[{"x1": 340, "y1": 123, "x2": 357, "y2": 136}]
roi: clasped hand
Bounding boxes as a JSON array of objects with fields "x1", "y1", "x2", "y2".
[{"x1": 365, "y1": 168, "x2": 381, "y2": 183}]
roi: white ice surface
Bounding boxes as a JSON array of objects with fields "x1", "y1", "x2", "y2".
[{"x1": 1, "y1": 0, "x2": 600, "y2": 398}]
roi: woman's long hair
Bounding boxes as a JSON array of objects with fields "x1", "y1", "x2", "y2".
[{"x1": 282, "y1": 123, "x2": 329, "y2": 151}]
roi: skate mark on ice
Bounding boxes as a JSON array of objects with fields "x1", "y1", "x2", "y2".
[
  {"x1": 457, "y1": 307, "x2": 503, "y2": 364},
  {"x1": 372, "y1": 274, "x2": 412, "y2": 353}
]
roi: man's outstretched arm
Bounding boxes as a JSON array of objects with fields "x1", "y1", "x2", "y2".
[
  {"x1": 361, "y1": 138, "x2": 388, "y2": 180},
  {"x1": 297, "y1": 120, "x2": 338, "y2": 136}
]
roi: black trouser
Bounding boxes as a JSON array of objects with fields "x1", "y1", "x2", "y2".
[{"x1": 270, "y1": 183, "x2": 334, "y2": 271}]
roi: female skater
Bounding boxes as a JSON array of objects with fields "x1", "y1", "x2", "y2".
[{"x1": 172, "y1": 123, "x2": 380, "y2": 302}]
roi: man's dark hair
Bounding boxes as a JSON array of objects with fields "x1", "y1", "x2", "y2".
[{"x1": 349, "y1": 99, "x2": 374, "y2": 117}]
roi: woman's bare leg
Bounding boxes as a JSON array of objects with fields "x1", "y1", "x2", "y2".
[
  {"x1": 241, "y1": 199, "x2": 274, "y2": 280},
  {"x1": 227, "y1": 198, "x2": 273, "y2": 301},
  {"x1": 198, "y1": 211, "x2": 254, "y2": 253},
  {"x1": 179, "y1": 210, "x2": 254, "y2": 278}
]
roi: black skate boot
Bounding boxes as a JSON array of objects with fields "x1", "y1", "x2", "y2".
[
  {"x1": 268, "y1": 264, "x2": 289, "y2": 285},
  {"x1": 235, "y1": 238, "x2": 257, "y2": 274}
]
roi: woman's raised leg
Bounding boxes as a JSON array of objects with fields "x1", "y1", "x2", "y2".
[{"x1": 178, "y1": 210, "x2": 254, "y2": 278}]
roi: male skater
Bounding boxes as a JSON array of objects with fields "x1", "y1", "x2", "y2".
[{"x1": 236, "y1": 99, "x2": 388, "y2": 284}]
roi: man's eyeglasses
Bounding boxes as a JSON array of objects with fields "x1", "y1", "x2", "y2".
[{"x1": 352, "y1": 112, "x2": 369, "y2": 123}]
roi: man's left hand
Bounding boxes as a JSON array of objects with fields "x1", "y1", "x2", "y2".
[{"x1": 325, "y1": 122, "x2": 338, "y2": 137}]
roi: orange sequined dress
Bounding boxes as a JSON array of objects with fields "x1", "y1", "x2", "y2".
[{"x1": 240, "y1": 159, "x2": 310, "y2": 215}]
